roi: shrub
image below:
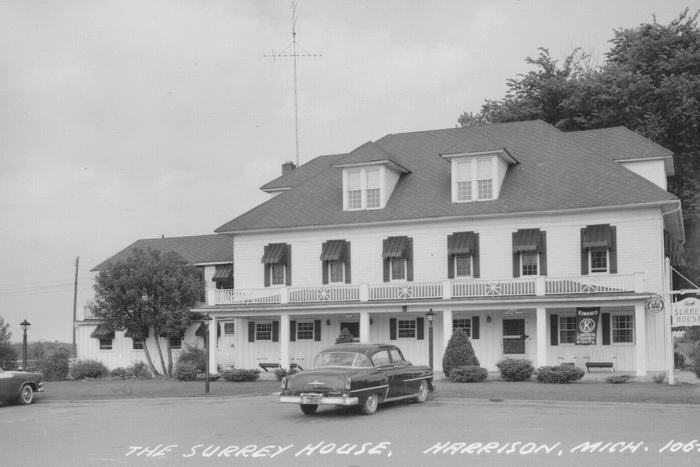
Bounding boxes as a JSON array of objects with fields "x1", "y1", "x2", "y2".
[
  {"x1": 674, "y1": 351, "x2": 687, "y2": 370},
  {"x1": 110, "y1": 367, "x2": 128, "y2": 378},
  {"x1": 496, "y1": 358, "x2": 534, "y2": 381},
  {"x1": 652, "y1": 372, "x2": 666, "y2": 384},
  {"x1": 29, "y1": 341, "x2": 71, "y2": 380},
  {"x1": 442, "y1": 329, "x2": 480, "y2": 377},
  {"x1": 335, "y1": 328, "x2": 355, "y2": 344},
  {"x1": 175, "y1": 361, "x2": 200, "y2": 381},
  {"x1": 70, "y1": 359, "x2": 109, "y2": 379},
  {"x1": 176, "y1": 344, "x2": 206, "y2": 373},
  {"x1": 274, "y1": 367, "x2": 299, "y2": 382},
  {"x1": 450, "y1": 365, "x2": 488, "y2": 382},
  {"x1": 689, "y1": 349, "x2": 700, "y2": 379},
  {"x1": 606, "y1": 375, "x2": 632, "y2": 384},
  {"x1": 127, "y1": 361, "x2": 152, "y2": 379},
  {"x1": 222, "y1": 369, "x2": 260, "y2": 382},
  {"x1": 536, "y1": 365, "x2": 585, "y2": 384}
]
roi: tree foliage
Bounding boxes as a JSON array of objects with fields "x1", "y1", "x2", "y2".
[
  {"x1": 0, "y1": 315, "x2": 18, "y2": 369},
  {"x1": 89, "y1": 248, "x2": 203, "y2": 377},
  {"x1": 442, "y1": 329, "x2": 479, "y2": 377},
  {"x1": 458, "y1": 10, "x2": 700, "y2": 285}
]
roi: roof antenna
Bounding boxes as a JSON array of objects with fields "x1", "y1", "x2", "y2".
[{"x1": 265, "y1": 0, "x2": 321, "y2": 166}]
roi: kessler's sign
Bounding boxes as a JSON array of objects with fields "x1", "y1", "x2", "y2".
[
  {"x1": 576, "y1": 307, "x2": 600, "y2": 345},
  {"x1": 672, "y1": 298, "x2": 700, "y2": 327}
]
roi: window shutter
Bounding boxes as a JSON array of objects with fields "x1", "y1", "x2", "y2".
[
  {"x1": 383, "y1": 259, "x2": 390, "y2": 282},
  {"x1": 264, "y1": 264, "x2": 270, "y2": 287},
  {"x1": 314, "y1": 320, "x2": 322, "y2": 341},
  {"x1": 406, "y1": 238, "x2": 414, "y2": 281},
  {"x1": 290, "y1": 320, "x2": 296, "y2": 342},
  {"x1": 550, "y1": 314, "x2": 558, "y2": 346},
  {"x1": 248, "y1": 321, "x2": 255, "y2": 342},
  {"x1": 217, "y1": 323, "x2": 221, "y2": 338},
  {"x1": 512, "y1": 232, "x2": 520, "y2": 277},
  {"x1": 344, "y1": 241, "x2": 352, "y2": 284},
  {"x1": 285, "y1": 245, "x2": 292, "y2": 286},
  {"x1": 447, "y1": 235, "x2": 455, "y2": 279},
  {"x1": 471, "y1": 316, "x2": 480, "y2": 339},
  {"x1": 602, "y1": 313, "x2": 610, "y2": 345},
  {"x1": 416, "y1": 317, "x2": 424, "y2": 340},
  {"x1": 539, "y1": 231, "x2": 547, "y2": 276},
  {"x1": 580, "y1": 228, "x2": 589, "y2": 275},
  {"x1": 472, "y1": 233, "x2": 480, "y2": 278},
  {"x1": 272, "y1": 320, "x2": 279, "y2": 342},
  {"x1": 609, "y1": 227, "x2": 618, "y2": 273},
  {"x1": 322, "y1": 261, "x2": 329, "y2": 285},
  {"x1": 389, "y1": 318, "x2": 397, "y2": 340}
]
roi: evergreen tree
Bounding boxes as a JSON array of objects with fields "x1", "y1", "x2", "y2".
[{"x1": 442, "y1": 329, "x2": 479, "y2": 377}]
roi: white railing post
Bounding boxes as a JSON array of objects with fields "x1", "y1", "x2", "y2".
[
  {"x1": 535, "y1": 276, "x2": 546, "y2": 296},
  {"x1": 280, "y1": 287, "x2": 289, "y2": 304},
  {"x1": 442, "y1": 280, "x2": 452, "y2": 300},
  {"x1": 206, "y1": 287, "x2": 217, "y2": 306},
  {"x1": 359, "y1": 283, "x2": 369, "y2": 302}
]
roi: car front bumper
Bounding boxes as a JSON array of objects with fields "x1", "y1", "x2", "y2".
[{"x1": 279, "y1": 393, "x2": 359, "y2": 406}]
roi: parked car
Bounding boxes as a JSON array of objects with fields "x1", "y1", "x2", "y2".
[
  {"x1": 279, "y1": 343, "x2": 434, "y2": 415},
  {"x1": 0, "y1": 367, "x2": 44, "y2": 405}
]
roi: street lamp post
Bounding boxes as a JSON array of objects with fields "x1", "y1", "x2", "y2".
[
  {"x1": 20, "y1": 320, "x2": 31, "y2": 370},
  {"x1": 201, "y1": 314, "x2": 212, "y2": 394},
  {"x1": 426, "y1": 309, "x2": 436, "y2": 369}
]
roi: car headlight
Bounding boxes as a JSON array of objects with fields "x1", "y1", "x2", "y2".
[
  {"x1": 344, "y1": 377, "x2": 351, "y2": 391},
  {"x1": 280, "y1": 376, "x2": 287, "y2": 390}
]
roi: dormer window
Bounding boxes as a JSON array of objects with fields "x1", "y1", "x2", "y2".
[
  {"x1": 442, "y1": 149, "x2": 516, "y2": 203},
  {"x1": 345, "y1": 168, "x2": 381, "y2": 210}
]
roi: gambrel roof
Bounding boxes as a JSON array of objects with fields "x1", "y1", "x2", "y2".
[{"x1": 216, "y1": 120, "x2": 678, "y2": 234}]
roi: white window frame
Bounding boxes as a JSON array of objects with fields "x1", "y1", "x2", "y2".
[
  {"x1": 99, "y1": 338, "x2": 113, "y2": 350},
  {"x1": 270, "y1": 263, "x2": 286, "y2": 286},
  {"x1": 453, "y1": 157, "x2": 495, "y2": 202},
  {"x1": 611, "y1": 313, "x2": 634, "y2": 344},
  {"x1": 327, "y1": 260, "x2": 345, "y2": 283},
  {"x1": 397, "y1": 319, "x2": 416, "y2": 339},
  {"x1": 296, "y1": 321, "x2": 315, "y2": 340},
  {"x1": 255, "y1": 322, "x2": 273, "y2": 341},
  {"x1": 558, "y1": 316, "x2": 576, "y2": 345},
  {"x1": 344, "y1": 167, "x2": 383, "y2": 211},
  {"x1": 223, "y1": 322, "x2": 235, "y2": 335},
  {"x1": 132, "y1": 338, "x2": 144, "y2": 350},
  {"x1": 452, "y1": 318, "x2": 472, "y2": 337},
  {"x1": 520, "y1": 252, "x2": 539, "y2": 276},
  {"x1": 390, "y1": 257, "x2": 407, "y2": 281},
  {"x1": 589, "y1": 248, "x2": 609, "y2": 273},
  {"x1": 454, "y1": 254, "x2": 473, "y2": 278}
]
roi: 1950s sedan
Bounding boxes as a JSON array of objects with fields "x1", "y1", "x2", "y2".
[
  {"x1": 279, "y1": 343, "x2": 434, "y2": 415},
  {"x1": 0, "y1": 367, "x2": 44, "y2": 405}
]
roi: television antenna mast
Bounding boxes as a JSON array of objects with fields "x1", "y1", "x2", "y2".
[{"x1": 265, "y1": 0, "x2": 321, "y2": 166}]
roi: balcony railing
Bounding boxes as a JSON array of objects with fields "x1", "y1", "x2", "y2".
[{"x1": 206, "y1": 273, "x2": 645, "y2": 306}]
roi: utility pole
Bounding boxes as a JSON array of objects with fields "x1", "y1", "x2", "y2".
[
  {"x1": 72, "y1": 256, "x2": 79, "y2": 358},
  {"x1": 265, "y1": 0, "x2": 321, "y2": 166}
]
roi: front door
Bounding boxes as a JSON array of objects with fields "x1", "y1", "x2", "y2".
[
  {"x1": 339, "y1": 322, "x2": 360, "y2": 342},
  {"x1": 503, "y1": 319, "x2": 526, "y2": 355}
]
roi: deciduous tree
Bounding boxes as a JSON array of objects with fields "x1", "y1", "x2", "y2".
[{"x1": 0, "y1": 315, "x2": 18, "y2": 369}]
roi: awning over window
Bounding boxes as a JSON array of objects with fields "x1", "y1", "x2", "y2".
[
  {"x1": 212, "y1": 264, "x2": 233, "y2": 281},
  {"x1": 261, "y1": 243, "x2": 288, "y2": 264},
  {"x1": 320, "y1": 240, "x2": 347, "y2": 261},
  {"x1": 196, "y1": 322, "x2": 221, "y2": 338},
  {"x1": 124, "y1": 327, "x2": 149, "y2": 339},
  {"x1": 382, "y1": 236, "x2": 409, "y2": 259},
  {"x1": 582, "y1": 224, "x2": 612, "y2": 249},
  {"x1": 91, "y1": 325, "x2": 115, "y2": 339},
  {"x1": 448, "y1": 232, "x2": 477, "y2": 255},
  {"x1": 512, "y1": 229, "x2": 542, "y2": 253}
]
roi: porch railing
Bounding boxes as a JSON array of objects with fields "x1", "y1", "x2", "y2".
[
  {"x1": 545, "y1": 275, "x2": 638, "y2": 295},
  {"x1": 369, "y1": 282, "x2": 443, "y2": 301},
  {"x1": 452, "y1": 278, "x2": 536, "y2": 298}
]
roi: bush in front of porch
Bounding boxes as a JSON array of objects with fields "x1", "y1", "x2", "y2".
[
  {"x1": 535, "y1": 365, "x2": 585, "y2": 384},
  {"x1": 442, "y1": 329, "x2": 480, "y2": 377},
  {"x1": 450, "y1": 365, "x2": 488, "y2": 382},
  {"x1": 496, "y1": 358, "x2": 534, "y2": 381}
]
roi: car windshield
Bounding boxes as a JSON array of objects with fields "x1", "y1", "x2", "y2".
[{"x1": 313, "y1": 351, "x2": 372, "y2": 368}]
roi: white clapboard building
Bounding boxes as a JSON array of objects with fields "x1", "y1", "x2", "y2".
[{"x1": 77, "y1": 120, "x2": 684, "y2": 376}]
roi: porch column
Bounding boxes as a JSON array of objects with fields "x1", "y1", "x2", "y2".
[
  {"x1": 208, "y1": 316, "x2": 217, "y2": 373},
  {"x1": 359, "y1": 311, "x2": 370, "y2": 343},
  {"x1": 442, "y1": 309, "x2": 453, "y2": 348},
  {"x1": 536, "y1": 307, "x2": 547, "y2": 367},
  {"x1": 280, "y1": 314, "x2": 290, "y2": 369},
  {"x1": 634, "y1": 303, "x2": 647, "y2": 377}
]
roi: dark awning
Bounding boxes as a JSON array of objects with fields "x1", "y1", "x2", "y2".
[
  {"x1": 124, "y1": 327, "x2": 149, "y2": 339},
  {"x1": 320, "y1": 240, "x2": 347, "y2": 261},
  {"x1": 513, "y1": 229, "x2": 542, "y2": 253},
  {"x1": 196, "y1": 322, "x2": 221, "y2": 338},
  {"x1": 582, "y1": 224, "x2": 612, "y2": 249},
  {"x1": 261, "y1": 243, "x2": 288, "y2": 264},
  {"x1": 212, "y1": 264, "x2": 233, "y2": 281},
  {"x1": 448, "y1": 232, "x2": 477, "y2": 255},
  {"x1": 382, "y1": 236, "x2": 409, "y2": 259},
  {"x1": 91, "y1": 325, "x2": 115, "y2": 339}
]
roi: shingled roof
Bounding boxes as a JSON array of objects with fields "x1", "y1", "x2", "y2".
[
  {"x1": 216, "y1": 120, "x2": 678, "y2": 234},
  {"x1": 92, "y1": 234, "x2": 232, "y2": 271}
]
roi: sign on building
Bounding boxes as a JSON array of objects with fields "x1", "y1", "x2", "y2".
[
  {"x1": 672, "y1": 298, "x2": 700, "y2": 327},
  {"x1": 576, "y1": 307, "x2": 600, "y2": 345}
]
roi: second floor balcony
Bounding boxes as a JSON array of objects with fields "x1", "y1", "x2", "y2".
[{"x1": 205, "y1": 273, "x2": 648, "y2": 307}]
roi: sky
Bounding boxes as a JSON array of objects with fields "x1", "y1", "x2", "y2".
[{"x1": 0, "y1": 0, "x2": 693, "y2": 343}]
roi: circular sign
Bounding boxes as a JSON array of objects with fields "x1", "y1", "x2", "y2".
[
  {"x1": 646, "y1": 295, "x2": 665, "y2": 313},
  {"x1": 579, "y1": 318, "x2": 596, "y2": 333}
]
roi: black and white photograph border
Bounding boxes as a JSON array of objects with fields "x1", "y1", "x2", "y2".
[{"x1": 1, "y1": 1, "x2": 699, "y2": 466}]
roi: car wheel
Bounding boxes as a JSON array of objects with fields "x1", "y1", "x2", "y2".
[
  {"x1": 415, "y1": 380, "x2": 428, "y2": 403},
  {"x1": 360, "y1": 393, "x2": 378, "y2": 415},
  {"x1": 300, "y1": 404, "x2": 318, "y2": 415},
  {"x1": 17, "y1": 384, "x2": 34, "y2": 405}
]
